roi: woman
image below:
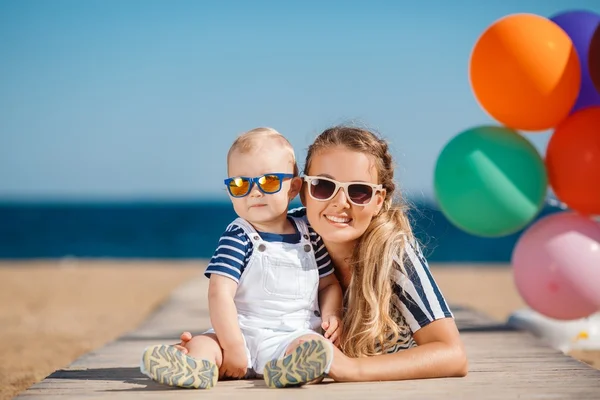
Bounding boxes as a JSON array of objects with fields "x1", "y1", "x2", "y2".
[{"x1": 181, "y1": 125, "x2": 467, "y2": 384}]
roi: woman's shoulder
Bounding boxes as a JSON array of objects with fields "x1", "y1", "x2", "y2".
[
  {"x1": 287, "y1": 206, "x2": 307, "y2": 219},
  {"x1": 392, "y1": 236, "x2": 429, "y2": 277},
  {"x1": 288, "y1": 207, "x2": 319, "y2": 236},
  {"x1": 288, "y1": 207, "x2": 306, "y2": 217},
  {"x1": 404, "y1": 236, "x2": 427, "y2": 261}
]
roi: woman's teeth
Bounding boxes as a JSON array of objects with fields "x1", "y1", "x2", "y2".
[{"x1": 325, "y1": 215, "x2": 351, "y2": 224}]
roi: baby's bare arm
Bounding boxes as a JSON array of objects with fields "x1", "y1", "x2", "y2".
[
  {"x1": 318, "y1": 273, "x2": 343, "y2": 343},
  {"x1": 208, "y1": 275, "x2": 249, "y2": 378},
  {"x1": 208, "y1": 275, "x2": 245, "y2": 351},
  {"x1": 318, "y1": 273, "x2": 343, "y2": 320}
]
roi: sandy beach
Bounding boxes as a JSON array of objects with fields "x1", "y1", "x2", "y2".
[{"x1": 1, "y1": 261, "x2": 598, "y2": 400}]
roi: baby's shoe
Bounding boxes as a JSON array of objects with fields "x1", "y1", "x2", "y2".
[
  {"x1": 263, "y1": 339, "x2": 332, "y2": 388},
  {"x1": 140, "y1": 344, "x2": 218, "y2": 389}
]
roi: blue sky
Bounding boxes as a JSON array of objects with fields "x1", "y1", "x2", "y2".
[{"x1": 1, "y1": 0, "x2": 599, "y2": 202}]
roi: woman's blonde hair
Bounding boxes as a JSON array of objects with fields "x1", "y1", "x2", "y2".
[{"x1": 304, "y1": 126, "x2": 415, "y2": 358}]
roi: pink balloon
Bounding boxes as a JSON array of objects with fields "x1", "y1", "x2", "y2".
[{"x1": 512, "y1": 212, "x2": 600, "y2": 320}]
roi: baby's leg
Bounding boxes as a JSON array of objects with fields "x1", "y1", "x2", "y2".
[
  {"x1": 263, "y1": 332, "x2": 333, "y2": 388},
  {"x1": 183, "y1": 333, "x2": 223, "y2": 365},
  {"x1": 141, "y1": 333, "x2": 221, "y2": 389}
]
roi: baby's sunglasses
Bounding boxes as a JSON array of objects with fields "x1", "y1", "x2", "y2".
[
  {"x1": 224, "y1": 173, "x2": 294, "y2": 198},
  {"x1": 303, "y1": 176, "x2": 383, "y2": 206}
]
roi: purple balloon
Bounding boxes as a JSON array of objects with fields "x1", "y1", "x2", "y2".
[
  {"x1": 590, "y1": 23, "x2": 600, "y2": 94},
  {"x1": 551, "y1": 10, "x2": 600, "y2": 113}
]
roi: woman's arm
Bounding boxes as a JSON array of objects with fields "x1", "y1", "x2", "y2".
[
  {"x1": 328, "y1": 317, "x2": 467, "y2": 381},
  {"x1": 328, "y1": 239, "x2": 468, "y2": 381}
]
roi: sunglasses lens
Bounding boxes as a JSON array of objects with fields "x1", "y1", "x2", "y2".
[
  {"x1": 348, "y1": 184, "x2": 374, "y2": 204},
  {"x1": 309, "y1": 178, "x2": 336, "y2": 200},
  {"x1": 257, "y1": 175, "x2": 282, "y2": 193},
  {"x1": 228, "y1": 177, "x2": 251, "y2": 197}
]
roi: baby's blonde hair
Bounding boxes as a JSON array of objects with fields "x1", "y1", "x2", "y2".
[{"x1": 227, "y1": 127, "x2": 299, "y2": 176}]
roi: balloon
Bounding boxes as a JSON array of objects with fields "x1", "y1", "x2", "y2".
[
  {"x1": 590, "y1": 23, "x2": 600, "y2": 95},
  {"x1": 551, "y1": 10, "x2": 600, "y2": 112},
  {"x1": 512, "y1": 212, "x2": 600, "y2": 320},
  {"x1": 546, "y1": 106, "x2": 600, "y2": 216},
  {"x1": 434, "y1": 126, "x2": 547, "y2": 237},
  {"x1": 469, "y1": 13, "x2": 581, "y2": 131},
  {"x1": 508, "y1": 308, "x2": 600, "y2": 352}
]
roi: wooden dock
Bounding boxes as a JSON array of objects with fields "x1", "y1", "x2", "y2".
[{"x1": 15, "y1": 276, "x2": 600, "y2": 399}]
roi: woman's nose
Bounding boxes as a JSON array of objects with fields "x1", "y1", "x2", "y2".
[{"x1": 330, "y1": 187, "x2": 350, "y2": 207}]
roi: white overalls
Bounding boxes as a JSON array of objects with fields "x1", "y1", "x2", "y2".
[{"x1": 205, "y1": 216, "x2": 325, "y2": 375}]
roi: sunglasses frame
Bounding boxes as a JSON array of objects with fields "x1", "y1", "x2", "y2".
[
  {"x1": 224, "y1": 173, "x2": 294, "y2": 198},
  {"x1": 303, "y1": 176, "x2": 383, "y2": 206}
]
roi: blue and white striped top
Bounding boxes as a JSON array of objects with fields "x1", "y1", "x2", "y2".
[{"x1": 204, "y1": 216, "x2": 333, "y2": 283}]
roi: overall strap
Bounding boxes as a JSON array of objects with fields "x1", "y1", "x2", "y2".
[
  {"x1": 289, "y1": 216, "x2": 312, "y2": 243},
  {"x1": 229, "y1": 218, "x2": 262, "y2": 245}
]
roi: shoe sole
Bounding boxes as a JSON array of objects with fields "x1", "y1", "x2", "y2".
[
  {"x1": 140, "y1": 344, "x2": 218, "y2": 389},
  {"x1": 263, "y1": 339, "x2": 330, "y2": 388}
]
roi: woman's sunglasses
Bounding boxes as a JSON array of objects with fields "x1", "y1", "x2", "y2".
[
  {"x1": 224, "y1": 173, "x2": 294, "y2": 198},
  {"x1": 303, "y1": 176, "x2": 383, "y2": 206}
]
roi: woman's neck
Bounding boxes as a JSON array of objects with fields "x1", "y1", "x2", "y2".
[{"x1": 323, "y1": 239, "x2": 355, "y2": 290}]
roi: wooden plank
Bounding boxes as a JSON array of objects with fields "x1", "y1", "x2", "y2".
[{"x1": 15, "y1": 276, "x2": 600, "y2": 399}]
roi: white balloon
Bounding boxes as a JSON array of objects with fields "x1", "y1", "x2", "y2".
[{"x1": 507, "y1": 308, "x2": 600, "y2": 353}]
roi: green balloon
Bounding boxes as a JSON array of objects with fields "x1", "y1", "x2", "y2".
[{"x1": 434, "y1": 126, "x2": 547, "y2": 237}]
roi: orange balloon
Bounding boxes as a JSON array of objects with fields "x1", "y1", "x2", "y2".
[
  {"x1": 546, "y1": 106, "x2": 600, "y2": 216},
  {"x1": 470, "y1": 14, "x2": 581, "y2": 132}
]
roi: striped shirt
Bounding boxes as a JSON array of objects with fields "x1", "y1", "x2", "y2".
[
  {"x1": 288, "y1": 207, "x2": 453, "y2": 352},
  {"x1": 382, "y1": 238, "x2": 453, "y2": 352},
  {"x1": 204, "y1": 217, "x2": 333, "y2": 283}
]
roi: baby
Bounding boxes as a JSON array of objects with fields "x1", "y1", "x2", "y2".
[{"x1": 141, "y1": 127, "x2": 342, "y2": 389}]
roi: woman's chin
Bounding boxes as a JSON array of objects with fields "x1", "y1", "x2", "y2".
[{"x1": 320, "y1": 226, "x2": 361, "y2": 246}]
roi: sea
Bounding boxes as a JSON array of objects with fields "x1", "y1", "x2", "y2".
[{"x1": 0, "y1": 200, "x2": 563, "y2": 262}]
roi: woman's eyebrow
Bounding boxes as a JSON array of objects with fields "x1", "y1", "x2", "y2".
[{"x1": 315, "y1": 173, "x2": 370, "y2": 183}]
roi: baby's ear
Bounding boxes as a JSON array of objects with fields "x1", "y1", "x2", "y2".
[{"x1": 288, "y1": 177, "x2": 302, "y2": 199}]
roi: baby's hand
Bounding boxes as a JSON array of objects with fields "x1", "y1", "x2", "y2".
[
  {"x1": 321, "y1": 315, "x2": 342, "y2": 346},
  {"x1": 220, "y1": 346, "x2": 248, "y2": 379},
  {"x1": 173, "y1": 331, "x2": 193, "y2": 354}
]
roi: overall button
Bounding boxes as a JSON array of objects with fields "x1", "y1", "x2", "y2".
[
  {"x1": 257, "y1": 244, "x2": 266, "y2": 252},
  {"x1": 253, "y1": 235, "x2": 260, "y2": 241},
  {"x1": 314, "y1": 310, "x2": 321, "y2": 317},
  {"x1": 304, "y1": 244, "x2": 311, "y2": 252}
]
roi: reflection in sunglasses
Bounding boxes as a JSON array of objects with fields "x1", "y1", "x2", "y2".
[{"x1": 224, "y1": 173, "x2": 294, "y2": 198}]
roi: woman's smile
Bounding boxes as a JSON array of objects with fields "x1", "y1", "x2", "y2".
[{"x1": 324, "y1": 214, "x2": 353, "y2": 225}]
